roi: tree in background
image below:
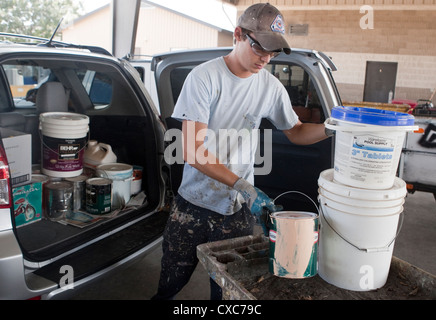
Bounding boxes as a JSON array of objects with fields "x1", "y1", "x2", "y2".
[{"x1": 0, "y1": 0, "x2": 83, "y2": 39}]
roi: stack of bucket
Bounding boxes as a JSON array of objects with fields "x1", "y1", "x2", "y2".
[
  {"x1": 318, "y1": 106, "x2": 417, "y2": 291},
  {"x1": 39, "y1": 112, "x2": 140, "y2": 218}
]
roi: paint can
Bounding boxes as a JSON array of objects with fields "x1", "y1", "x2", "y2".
[
  {"x1": 65, "y1": 175, "x2": 88, "y2": 211},
  {"x1": 32, "y1": 174, "x2": 50, "y2": 213},
  {"x1": 96, "y1": 163, "x2": 132, "y2": 209},
  {"x1": 44, "y1": 181, "x2": 74, "y2": 221},
  {"x1": 131, "y1": 165, "x2": 143, "y2": 195},
  {"x1": 32, "y1": 174, "x2": 50, "y2": 187},
  {"x1": 85, "y1": 177, "x2": 112, "y2": 215},
  {"x1": 39, "y1": 112, "x2": 89, "y2": 178},
  {"x1": 268, "y1": 191, "x2": 319, "y2": 279}
]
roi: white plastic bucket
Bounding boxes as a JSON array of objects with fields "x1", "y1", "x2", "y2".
[
  {"x1": 40, "y1": 112, "x2": 89, "y2": 178},
  {"x1": 326, "y1": 106, "x2": 417, "y2": 189},
  {"x1": 317, "y1": 169, "x2": 406, "y2": 291},
  {"x1": 96, "y1": 163, "x2": 132, "y2": 209}
]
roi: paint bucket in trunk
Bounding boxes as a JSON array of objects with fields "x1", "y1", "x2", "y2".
[
  {"x1": 44, "y1": 181, "x2": 74, "y2": 221},
  {"x1": 131, "y1": 165, "x2": 143, "y2": 196},
  {"x1": 96, "y1": 163, "x2": 133, "y2": 209},
  {"x1": 325, "y1": 106, "x2": 417, "y2": 189},
  {"x1": 85, "y1": 177, "x2": 112, "y2": 215},
  {"x1": 269, "y1": 191, "x2": 319, "y2": 279},
  {"x1": 317, "y1": 169, "x2": 406, "y2": 291},
  {"x1": 40, "y1": 112, "x2": 89, "y2": 178},
  {"x1": 65, "y1": 174, "x2": 88, "y2": 211}
]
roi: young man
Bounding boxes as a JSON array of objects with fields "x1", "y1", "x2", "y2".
[{"x1": 152, "y1": 3, "x2": 330, "y2": 300}]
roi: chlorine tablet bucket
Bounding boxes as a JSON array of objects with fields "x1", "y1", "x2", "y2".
[
  {"x1": 317, "y1": 169, "x2": 407, "y2": 291},
  {"x1": 325, "y1": 106, "x2": 418, "y2": 189},
  {"x1": 39, "y1": 112, "x2": 89, "y2": 178},
  {"x1": 268, "y1": 191, "x2": 319, "y2": 279}
]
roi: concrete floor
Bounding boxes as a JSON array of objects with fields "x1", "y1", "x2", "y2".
[{"x1": 70, "y1": 190, "x2": 436, "y2": 300}]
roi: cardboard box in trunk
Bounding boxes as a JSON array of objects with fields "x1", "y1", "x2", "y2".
[{"x1": 0, "y1": 128, "x2": 31, "y2": 186}]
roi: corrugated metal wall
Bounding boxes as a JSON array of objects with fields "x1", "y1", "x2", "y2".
[
  {"x1": 135, "y1": 5, "x2": 231, "y2": 55},
  {"x1": 62, "y1": 4, "x2": 233, "y2": 56}
]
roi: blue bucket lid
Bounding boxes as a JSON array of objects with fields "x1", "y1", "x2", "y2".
[{"x1": 331, "y1": 106, "x2": 415, "y2": 126}]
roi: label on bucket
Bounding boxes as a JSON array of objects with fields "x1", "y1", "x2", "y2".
[
  {"x1": 334, "y1": 131, "x2": 405, "y2": 189},
  {"x1": 42, "y1": 136, "x2": 86, "y2": 173}
]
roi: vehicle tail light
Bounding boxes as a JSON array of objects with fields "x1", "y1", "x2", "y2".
[{"x1": 0, "y1": 144, "x2": 12, "y2": 209}]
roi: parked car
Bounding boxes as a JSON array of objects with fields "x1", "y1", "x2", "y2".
[{"x1": 0, "y1": 35, "x2": 339, "y2": 299}]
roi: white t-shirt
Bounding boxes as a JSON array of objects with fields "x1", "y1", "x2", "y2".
[{"x1": 172, "y1": 56, "x2": 298, "y2": 215}]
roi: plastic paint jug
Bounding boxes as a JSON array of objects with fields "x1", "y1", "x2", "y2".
[
  {"x1": 84, "y1": 140, "x2": 117, "y2": 170},
  {"x1": 40, "y1": 112, "x2": 89, "y2": 178},
  {"x1": 269, "y1": 191, "x2": 319, "y2": 279},
  {"x1": 317, "y1": 169, "x2": 406, "y2": 291},
  {"x1": 325, "y1": 106, "x2": 417, "y2": 189}
]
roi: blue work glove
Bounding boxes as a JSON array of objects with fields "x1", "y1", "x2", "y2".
[{"x1": 233, "y1": 178, "x2": 282, "y2": 236}]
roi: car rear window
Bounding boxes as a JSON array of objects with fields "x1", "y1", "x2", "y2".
[{"x1": 1, "y1": 58, "x2": 122, "y2": 112}]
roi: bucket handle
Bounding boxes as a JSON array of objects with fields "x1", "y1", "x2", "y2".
[
  {"x1": 318, "y1": 197, "x2": 404, "y2": 253},
  {"x1": 324, "y1": 118, "x2": 420, "y2": 133},
  {"x1": 262, "y1": 191, "x2": 320, "y2": 236},
  {"x1": 273, "y1": 190, "x2": 320, "y2": 215}
]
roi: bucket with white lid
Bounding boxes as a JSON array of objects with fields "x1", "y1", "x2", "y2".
[
  {"x1": 96, "y1": 163, "x2": 133, "y2": 209},
  {"x1": 325, "y1": 106, "x2": 418, "y2": 189},
  {"x1": 317, "y1": 169, "x2": 406, "y2": 291},
  {"x1": 40, "y1": 112, "x2": 89, "y2": 178}
]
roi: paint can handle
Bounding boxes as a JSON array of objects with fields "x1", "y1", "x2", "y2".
[{"x1": 272, "y1": 190, "x2": 320, "y2": 215}]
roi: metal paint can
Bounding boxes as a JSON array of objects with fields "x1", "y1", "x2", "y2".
[
  {"x1": 269, "y1": 211, "x2": 318, "y2": 278},
  {"x1": 65, "y1": 175, "x2": 88, "y2": 211},
  {"x1": 96, "y1": 163, "x2": 133, "y2": 209},
  {"x1": 131, "y1": 165, "x2": 143, "y2": 196},
  {"x1": 32, "y1": 174, "x2": 49, "y2": 185},
  {"x1": 32, "y1": 174, "x2": 50, "y2": 214},
  {"x1": 44, "y1": 181, "x2": 74, "y2": 221},
  {"x1": 268, "y1": 191, "x2": 319, "y2": 279},
  {"x1": 85, "y1": 177, "x2": 112, "y2": 215}
]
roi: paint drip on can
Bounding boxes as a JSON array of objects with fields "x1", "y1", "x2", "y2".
[{"x1": 269, "y1": 211, "x2": 318, "y2": 278}]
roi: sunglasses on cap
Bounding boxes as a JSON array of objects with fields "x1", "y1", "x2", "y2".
[{"x1": 245, "y1": 34, "x2": 282, "y2": 58}]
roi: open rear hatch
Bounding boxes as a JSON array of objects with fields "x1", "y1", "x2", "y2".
[{"x1": 1, "y1": 51, "x2": 169, "y2": 286}]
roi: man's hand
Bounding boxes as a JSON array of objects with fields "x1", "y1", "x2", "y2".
[{"x1": 233, "y1": 178, "x2": 282, "y2": 235}]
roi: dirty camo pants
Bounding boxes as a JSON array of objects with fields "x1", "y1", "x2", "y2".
[{"x1": 152, "y1": 195, "x2": 255, "y2": 300}]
